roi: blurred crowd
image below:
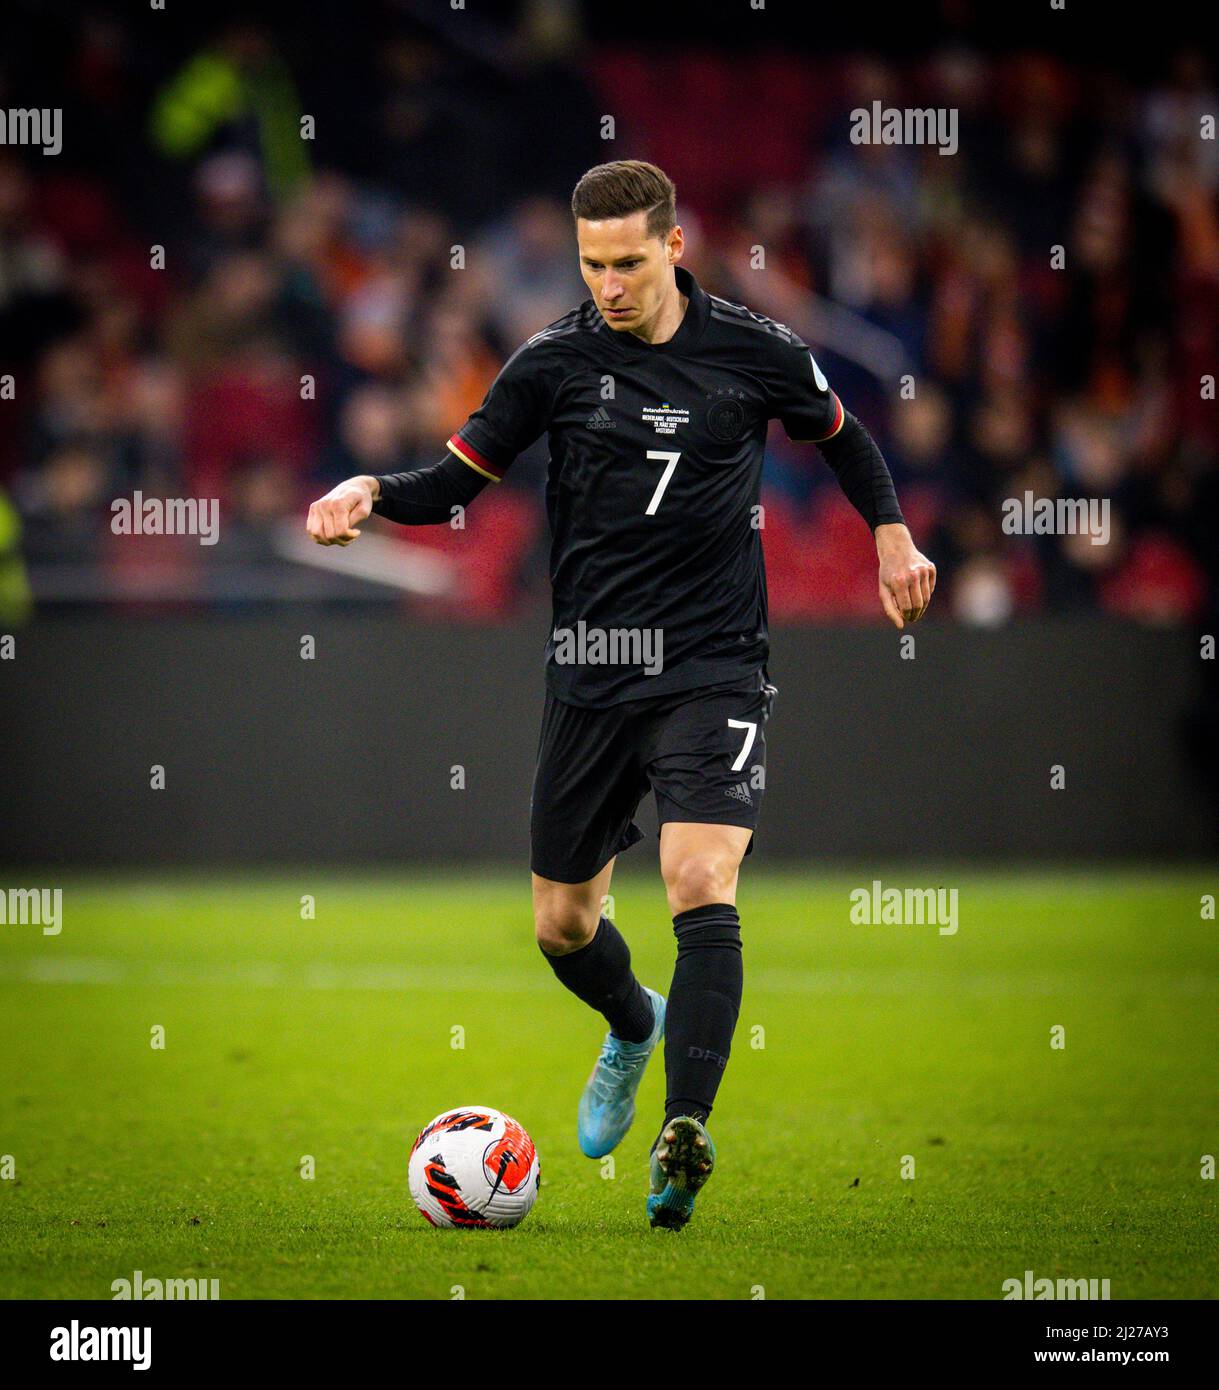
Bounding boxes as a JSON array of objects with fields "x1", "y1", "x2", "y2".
[{"x1": 0, "y1": 4, "x2": 1215, "y2": 626}]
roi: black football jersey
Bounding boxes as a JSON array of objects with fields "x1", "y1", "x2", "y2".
[{"x1": 447, "y1": 266, "x2": 849, "y2": 707}]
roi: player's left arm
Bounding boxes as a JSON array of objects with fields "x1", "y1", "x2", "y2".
[
  {"x1": 767, "y1": 337, "x2": 936, "y2": 628},
  {"x1": 815, "y1": 413, "x2": 936, "y2": 629}
]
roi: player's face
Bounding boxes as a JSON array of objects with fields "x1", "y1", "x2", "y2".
[{"x1": 576, "y1": 213, "x2": 683, "y2": 336}]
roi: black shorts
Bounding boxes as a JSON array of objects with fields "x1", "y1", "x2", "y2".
[{"x1": 530, "y1": 673, "x2": 776, "y2": 884}]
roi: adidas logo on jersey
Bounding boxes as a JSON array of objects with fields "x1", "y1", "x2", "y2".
[
  {"x1": 585, "y1": 406, "x2": 615, "y2": 430},
  {"x1": 724, "y1": 782, "x2": 753, "y2": 806}
]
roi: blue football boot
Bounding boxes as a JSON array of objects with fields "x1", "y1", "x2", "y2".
[{"x1": 577, "y1": 987, "x2": 666, "y2": 1158}]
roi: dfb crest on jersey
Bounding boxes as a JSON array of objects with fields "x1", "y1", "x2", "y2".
[{"x1": 706, "y1": 387, "x2": 748, "y2": 441}]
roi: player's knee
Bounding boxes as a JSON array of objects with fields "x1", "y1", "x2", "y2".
[
  {"x1": 663, "y1": 854, "x2": 735, "y2": 916},
  {"x1": 533, "y1": 897, "x2": 599, "y2": 955}
]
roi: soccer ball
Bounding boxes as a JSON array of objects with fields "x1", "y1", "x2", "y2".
[{"x1": 408, "y1": 1107, "x2": 540, "y2": 1229}]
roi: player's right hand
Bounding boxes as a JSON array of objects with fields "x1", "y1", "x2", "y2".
[{"x1": 306, "y1": 478, "x2": 375, "y2": 546}]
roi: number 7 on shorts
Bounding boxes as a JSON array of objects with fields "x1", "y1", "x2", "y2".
[{"x1": 727, "y1": 718, "x2": 757, "y2": 772}]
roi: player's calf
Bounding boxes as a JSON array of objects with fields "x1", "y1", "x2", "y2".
[{"x1": 661, "y1": 902, "x2": 743, "y2": 1118}]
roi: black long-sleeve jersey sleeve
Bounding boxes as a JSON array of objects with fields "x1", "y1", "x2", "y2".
[
  {"x1": 815, "y1": 410, "x2": 905, "y2": 533},
  {"x1": 370, "y1": 453, "x2": 490, "y2": 525},
  {"x1": 760, "y1": 329, "x2": 904, "y2": 532}
]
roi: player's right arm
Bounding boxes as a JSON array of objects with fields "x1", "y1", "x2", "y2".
[
  {"x1": 306, "y1": 457, "x2": 492, "y2": 546},
  {"x1": 306, "y1": 335, "x2": 555, "y2": 546}
]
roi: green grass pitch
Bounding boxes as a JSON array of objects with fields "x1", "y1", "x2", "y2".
[{"x1": 0, "y1": 868, "x2": 1215, "y2": 1300}]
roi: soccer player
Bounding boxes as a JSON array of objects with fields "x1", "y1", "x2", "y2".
[{"x1": 307, "y1": 161, "x2": 935, "y2": 1230}]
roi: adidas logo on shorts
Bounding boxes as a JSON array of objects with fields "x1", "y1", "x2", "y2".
[
  {"x1": 724, "y1": 781, "x2": 753, "y2": 806},
  {"x1": 585, "y1": 406, "x2": 615, "y2": 430}
]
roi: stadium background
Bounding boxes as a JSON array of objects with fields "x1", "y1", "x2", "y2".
[
  {"x1": 0, "y1": 0, "x2": 1216, "y2": 1304},
  {"x1": 1, "y1": 0, "x2": 1216, "y2": 862}
]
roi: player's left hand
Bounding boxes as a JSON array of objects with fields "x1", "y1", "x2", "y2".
[{"x1": 875, "y1": 524, "x2": 936, "y2": 629}]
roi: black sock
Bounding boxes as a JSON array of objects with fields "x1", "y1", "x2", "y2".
[
  {"x1": 540, "y1": 915, "x2": 655, "y2": 1043},
  {"x1": 655, "y1": 903, "x2": 742, "y2": 1147}
]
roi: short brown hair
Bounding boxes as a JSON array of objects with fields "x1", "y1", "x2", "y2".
[{"x1": 571, "y1": 160, "x2": 676, "y2": 238}]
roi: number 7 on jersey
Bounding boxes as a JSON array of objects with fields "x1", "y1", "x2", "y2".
[{"x1": 644, "y1": 450, "x2": 681, "y2": 515}]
